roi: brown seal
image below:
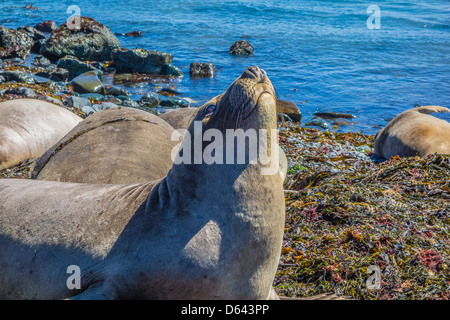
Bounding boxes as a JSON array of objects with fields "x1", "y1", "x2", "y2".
[
  {"x1": 0, "y1": 99, "x2": 82, "y2": 170},
  {"x1": 0, "y1": 66, "x2": 285, "y2": 299},
  {"x1": 31, "y1": 107, "x2": 179, "y2": 184},
  {"x1": 374, "y1": 106, "x2": 450, "y2": 159}
]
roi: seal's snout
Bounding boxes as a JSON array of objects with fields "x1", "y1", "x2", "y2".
[{"x1": 244, "y1": 66, "x2": 266, "y2": 82}]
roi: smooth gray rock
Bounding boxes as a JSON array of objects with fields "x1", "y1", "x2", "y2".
[{"x1": 71, "y1": 71, "x2": 105, "y2": 94}]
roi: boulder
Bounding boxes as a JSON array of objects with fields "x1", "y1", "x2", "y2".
[
  {"x1": 34, "y1": 20, "x2": 57, "y2": 33},
  {"x1": 71, "y1": 71, "x2": 105, "y2": 94},
  {"x1": 229, "y1": 40, "x2": 254, "y2": 56},
  {"x1": 40, "y1": 17, "x2": 120, "y2": 61},
  {"x1": 189, "y1": 62, "x2": 218, "y2": 78},
  {"x1": 17, "y1": 26, "x2": 45, "y2": 41},
  {"x1": 112, "y1": 47, "x2": 173, "y2": 74},
  {"x1": 161, "y1": 63, "x2": 183, "y2": 77},
  {"x1": 0, "y1": 26, "x2": 34, "y2": 59}
]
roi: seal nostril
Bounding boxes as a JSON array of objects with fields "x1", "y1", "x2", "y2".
[
  {"x1": 246, "y1": 66, "x2": 260, "y2": 79},
  {"x1": 260, "y1": 69, "x2": 267, "y2": 77}
]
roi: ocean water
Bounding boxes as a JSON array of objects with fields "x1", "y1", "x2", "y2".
[{"x1": 1, "y1": 0, "x2": 449, "y2": 135}]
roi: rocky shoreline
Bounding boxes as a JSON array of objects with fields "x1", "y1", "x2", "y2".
[{"x1": 0, "y1": 16, "x2": 232, "y2": 119}]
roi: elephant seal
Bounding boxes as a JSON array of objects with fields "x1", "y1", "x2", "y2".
[
  {"x1": 0, "y1": 66, "x2": 285, "y2": 300},
  {"x1": 374, "y1": 106, "x2": 450, "y2": 159},
  {"x1": 31, "y1": 107, "x2": 178, "y2": 184},
  {"x1": 0, "y1": 99, "x2": 82, "y2": 170},
  {"x1": 160, "y1": 103, "x2": 288, "y2": 182}
]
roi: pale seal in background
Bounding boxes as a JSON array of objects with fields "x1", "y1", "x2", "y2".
[
  {"x1": 0, "y1": 66, "x2": 285, "y2": 300},
  {"x1": 374, "y1": 106, "x2": 450, "y2": 159},
  {"x1": 0, "y1": 99, "x2": 82, "y2": 170},
  {"x1": 32, "y1": 107, "x2": 178, "y2": 184}
]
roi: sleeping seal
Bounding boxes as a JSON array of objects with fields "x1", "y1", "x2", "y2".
[
  {"x1": 0, "y1": 99, "x2": 82, "y2": 170},
  {"x1": 31, "y1": 107, "x2": 178, "y2": 184},
  {"x1": 0, "y1": 66, "x2": 285, "y2": 300},
  {"x1": 374, "y1": 106, "x2": 450, "y2": 159}
]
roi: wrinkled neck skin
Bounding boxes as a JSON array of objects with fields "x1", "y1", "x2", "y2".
[{"x1": 133, "y1": 92, "x2": 285, "y2": 299}]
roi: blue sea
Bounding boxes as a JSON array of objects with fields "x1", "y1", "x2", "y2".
[{"x1": 1, "y1": 0, "x2": 449, "y2": 135}]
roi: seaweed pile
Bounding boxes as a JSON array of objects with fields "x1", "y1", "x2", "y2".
[{"x1": 275, "y1": 123, "x2": 450, "y2": 300}]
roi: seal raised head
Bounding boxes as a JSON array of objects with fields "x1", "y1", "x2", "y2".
[
  {"x1": 0, "y1": 66, "x2": 285, "y2": 300},
  {"x1": 374, "y1": 106, "x2": 450, "y2": 159},
  {"x1": 0, "y1": 99, "x2": 82, "y2": 170}
]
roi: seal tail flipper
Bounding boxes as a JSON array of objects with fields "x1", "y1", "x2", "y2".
[{"x1": 415, "y1": 106, "x2": 450, "y2": 114}]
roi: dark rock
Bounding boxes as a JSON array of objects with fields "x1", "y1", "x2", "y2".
[
  {"x1": 229, "y1": 40, "x2": 254, "y2": 56},
  {"x1": 28, "y1": 73, "x2": 51, "y2": 84},
  {"x1": 160, "y1": 96, "x2": 191, "y2": 108},
  {"x1": 112, "y1": 47, "x2": 173, "y2": 74},
  {"x1": 158, "y1": 87, "x2": 182, "y2": 96},
  {"x1": 106, "y1": 86, "x2": 130, "y2": 97},
  {"x1": 314, "y1": 111, "x2": 356, "y2": 120},
  {"x1": 161, "y1": 63, "x2": 183, "y2": 77},
  {"x1": 0, "y1": 75, "x2": 5, "y2": 84},
  {"x1": 34, "y1": 20, "x2": 57, "y2": 33},
  {"x1": 5, "y1": 87, "x2": 36, "y2": 98},
  {"x1": 71, "y1": 71, "x2": 105, "y2": 94},
  {"x1": 35, "y1": 68, "x2": 69, "y2": 82},
  {"x1": 57, "y1": 55, "x2": 103, "y2": 80},
  {"x1": 138, "y1": 92, "x2": 161, "y2": 108},
  {"x1": 189, "y1": 62, "x2": 218, "y2": 78},
  {"x1": 17, "y1": 26, "x2": 45, "y2": 41},
  {"x1": 41, "y1": 17, "x2": 120, "y2": 62},
  {"x1": 125, "y1": 31, "x2": 142, "y2": 37},
  {"x1": 24, "y1": 4, "x2": 40, "y2": 11},
  {"x1": 31, "y1": 38, "x2": 45, "y2": 54},
  {"x1": 0, "y1": 26, "x2": 34, "y2": 59},
  {"x1": 0, "y1": 71, "x2": 35, "y2": 83}
]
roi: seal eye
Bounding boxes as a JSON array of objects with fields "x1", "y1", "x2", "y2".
[{"x1": 204, "y1": 104, "x2": 216, "y2": 116}]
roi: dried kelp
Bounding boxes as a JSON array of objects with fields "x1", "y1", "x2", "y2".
[{"x1": 275, "y1": 123, "x2": 449, "y2": 300}]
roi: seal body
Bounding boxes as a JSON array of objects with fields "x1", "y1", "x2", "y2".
[
  {"x1": 0, "y1": 99, "x2": 82, "y2": 170},
  {"x1": 374, "y1": 106, "x2": 450, "y2": 159},
  {"x1": 32, "y1": 107, "x2": 178, "y2": 184},
  {"x1": 0, "y1": 66, "x2": 285, "y2": 300},
  {"x1": 159, "y1": 107, "x2": 199, "y2": 131}
]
